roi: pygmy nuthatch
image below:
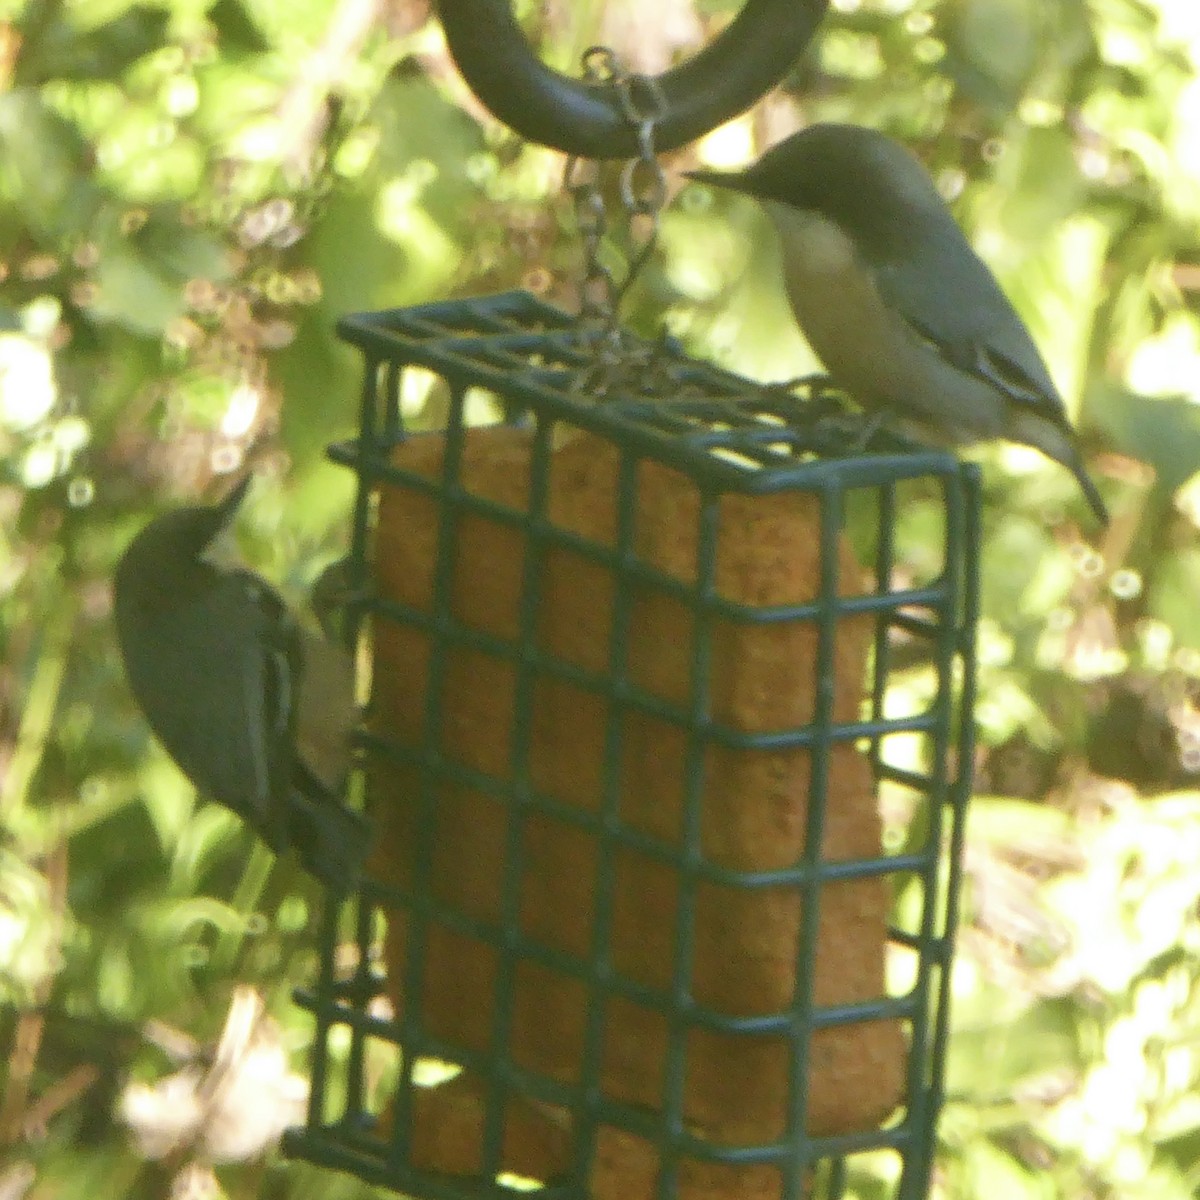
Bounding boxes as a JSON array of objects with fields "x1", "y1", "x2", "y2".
[
  {"x1": 114, "y1": 476, "x2": 370, "y2": 887},
  {"x1": 309, "y1": 554, "x2": 358, "y2": 645},
  {"x1": 686, "y1": 123, "x2": 1109, "y2": 525}
]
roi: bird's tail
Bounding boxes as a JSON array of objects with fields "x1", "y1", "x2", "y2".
[
  {"x1": 1070, "y1": 455, "x2": 1110, "y2": 528},
  {"x1": 289, "y1": 773, "x2": 372, "y2": 890},
  {"x1": 1007, "y1": 410, "x2": 1109, "y2": 527},
  {"x1": 1050, "y1": 435, "x2": 1109, "y2": 527}
]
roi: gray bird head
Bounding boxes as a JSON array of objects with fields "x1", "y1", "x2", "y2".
[
  {"x1": 150, "y1": 474, "x2": 249, "y2": 553},
  {"x1": 116, "y1": 475, "x2": 251, "y2": 608},
  {"x1": 685, "y1": 123, "x2": 950, "y2": 263}
]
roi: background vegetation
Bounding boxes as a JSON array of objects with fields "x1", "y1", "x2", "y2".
[{"x1": 2, "y1": 0, "x2": 1199, "y2": 1197}]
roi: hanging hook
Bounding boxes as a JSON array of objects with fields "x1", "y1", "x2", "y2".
[{"x1": 435, "y1": 0, "x2": 830, "y2": 159}]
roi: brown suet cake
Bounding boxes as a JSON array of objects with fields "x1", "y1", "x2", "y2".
[{"x1": 368, "y1": 425, "x2": 906, "y2": 1199}]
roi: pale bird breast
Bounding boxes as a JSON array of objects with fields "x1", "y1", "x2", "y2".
[
  {"x1": 762, "y1": 203, "x2": 859, "y2": 277},
  {"x1": 759, "y1": 200, "x2": 1004, "y2": 438},
  {"x1": 761, "y1": 202, "x2": 911, "y2": 385}
]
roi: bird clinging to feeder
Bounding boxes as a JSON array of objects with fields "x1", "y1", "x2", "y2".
[{"x1": 114, "y1": 476, "x2": 369, "y2": 887}]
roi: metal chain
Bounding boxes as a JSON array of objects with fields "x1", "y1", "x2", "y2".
[
  {"x1": 564, "y1": 46, "x2": 670, "y2": 400},
  {"x1": 564, "y1": 153, "x2": 616, "y2": 328}
]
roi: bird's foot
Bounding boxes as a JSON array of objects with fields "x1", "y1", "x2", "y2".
[
  {"x1": 762, "y1": 372, "x2": 834, "y2": 399},
  {"x1": 848, "y1": 407, "x2": 891, "y2": 453}
]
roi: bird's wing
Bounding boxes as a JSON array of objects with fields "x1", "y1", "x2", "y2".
[
  {"x1": 874, "y1": 222, "x2": 1072, "y2": 426},
  {"x1": 230, "y1": 571, "x2": 302, "y2": 847},
  {"x1": 123, "y1": 575, "x2": 294, "y2": 850},
  {"x1": 234, "y1": 573, "x2": 370, "y2": 884}
]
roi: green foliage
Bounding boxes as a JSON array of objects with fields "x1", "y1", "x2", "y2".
[{"x1": 1, "y1": 0, "x2": 1199, "y2": 1197}]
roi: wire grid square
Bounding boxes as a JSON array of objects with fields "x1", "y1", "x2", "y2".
[{"x1": 285, "y1": 292, "x2": 980, "y2": 1200}]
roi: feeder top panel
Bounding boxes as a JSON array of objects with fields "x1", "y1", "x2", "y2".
[{"x1": 338, "y1": 291, "x2": 966, "y2": 495}]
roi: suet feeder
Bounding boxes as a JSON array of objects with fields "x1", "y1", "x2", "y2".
[
  {"x1": 283, "y1": 291, "x2": 979, "y2": 1200},
  {"x1": 284, "y1": 2, "x2": 978, "y2": 1197}
]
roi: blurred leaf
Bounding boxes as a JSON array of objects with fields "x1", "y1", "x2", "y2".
[
  {"x1": 151, "y1": 894, "x2": 246, "y2": 943},
  {"x1": 207, "y1": 0, "x2": 270, "y2": 56},
  {"x1": 273, "y1": 72, "x2": 485, "y2": 464},
  {"x1": 169, "y1": 804, "x2": 248, "y2": 889},
  {"x1": 1093, "y1": 384, "x2": 1200, "y2": 494},
  {"x1": 1145, "y1": 546, "x2": 1200, "y2": 649},
  {"x1": 15, "y1": 4, "x2": 170, "y2": 85},
  {"x1": 941, "y1": 0, "x2": 1042, "y2": 111},
  {"x1": 1157, "y1": 1124, "x2": 1200, "y2": 1180},
  {"x1": 0, "y1": 849, "x2": 62, "y2": 1002},
  {"x1": 976, "y1": 515, "x2": 1061, "y2": 619},
  {"x1": 90, "y1": 243, "x2": 188, "y2": 335},
  {"x1": 65, "y1": 802, "x2": 168, "y2": 920},
  {"x1": 948, "y1": 990, "x2": 1083, "y2": 1095},
  {"x1": 133, "y1": 210, "x2": 232, "y2": 283},
  {"x1": 0, "y1": 90, "x2": 100, "y2": 238},
  {"x1": 135, "y1": 754, "x2": 196, "y2": 851},
  {"x1": 965, "y1": 795, "x2": 1077, "y2": 845},
  {"x1": 85, "y1": 207, "x2": 230, "y2": 335},
  {"x1": 985, "y1": 126, "x2": 1090, "y2": 244}
]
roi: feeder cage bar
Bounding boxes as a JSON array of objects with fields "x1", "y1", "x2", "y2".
[{"x1": 285, "y1": 290, "x2": 979, "y2": 1200}]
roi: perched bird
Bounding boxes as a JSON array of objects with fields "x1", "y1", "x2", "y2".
[
  {"x1": 686, "y1": 123, "x2": 1109, "y2": 525},
  {"x1": 114, "y1": 476, "x2": 370, "y2": 888},
  {"x1": 309, "y1": 554, "x2": 359, "y2": 646}
]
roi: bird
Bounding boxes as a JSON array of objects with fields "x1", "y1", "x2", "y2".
[
  {"x1": 309, "y1": 554, "x2": 359, "y2": 646},
  {"x1": 685, "y1": 123, "x2": 1109, "y2": 525},
  {"x1": 113, "y1": 476, "x2": 370, "y2": 888}
]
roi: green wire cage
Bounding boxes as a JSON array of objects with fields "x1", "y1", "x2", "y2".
[{"x1": 284, "y1": 290, "x2": 980, "y2": 1200}]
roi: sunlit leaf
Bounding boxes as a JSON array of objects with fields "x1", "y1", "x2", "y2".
[
  {"x1": 941, "y1": 0, "x2": 1042, "y2": 111},
  {"x1": 1145, "y1": 546, "x2": 1200, "y2": 649},
  {"x1": 1098, "y1": 385, "x2": 1200, "y2": 495},
  {"x1": 90, "y1": 243, "x2": 187, "y2": 334}
]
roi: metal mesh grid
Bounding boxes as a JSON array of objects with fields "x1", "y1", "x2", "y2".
[{"x1": 284, "y1": 291, "x2": 980, "y2": 1200}]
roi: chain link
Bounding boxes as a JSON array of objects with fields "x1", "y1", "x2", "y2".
[{"x1": 564, "y1": 46, "x2": 670, "y2": 400}]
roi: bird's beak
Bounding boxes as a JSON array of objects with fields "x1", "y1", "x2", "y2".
[
  {"x1": 197, "y1": 475, "x2": 253, "y2": 566},
  {"x1": 683, "y1": 168, "x2": 755, "y2": 197},
  {"x1": 215, "y1": 474, "x2": 252, "y2": 527}
]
